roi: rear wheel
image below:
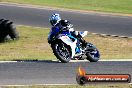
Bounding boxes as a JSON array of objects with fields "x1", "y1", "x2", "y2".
[
  {"x1": 86, "y1": 49, "x2": 100, "y2": 62},
  {"x1": 51, "y1": 41, "x2": 72, "y2": 63}
]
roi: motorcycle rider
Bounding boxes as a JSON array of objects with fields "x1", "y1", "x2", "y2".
[{"x1": 49, "y1": 13, "x2": 87, "y2": 50}]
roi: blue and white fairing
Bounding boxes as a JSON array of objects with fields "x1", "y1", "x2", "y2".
[{"x1": 48, "y1": 26, "x2": 87, "y2": 58}]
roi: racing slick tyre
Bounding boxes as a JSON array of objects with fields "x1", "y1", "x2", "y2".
[
  {"x1": 86, "y1": 49, "x2": 100, "y2": 62},
  {"x1": 0, "y1": 19, "x2": 9, "y2": 42},
  {"x1": 7, "y1": 22, "x2": 19, "y2": 40},
  {"x1": 51, "y1": 41, "x2": 72, "y2": 63},
  {"x1": 0, "y1": 19, "x2": 19, "y2": 42},
  {"x1": 86, "y1": 43, "x2": 100, "y2": 62}
]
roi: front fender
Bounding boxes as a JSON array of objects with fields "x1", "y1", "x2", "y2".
[{"x1": 58, "y1": 35, "x2": 77, "y2": 58}]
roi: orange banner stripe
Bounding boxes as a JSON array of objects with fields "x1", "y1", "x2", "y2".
[{"x1": 85, "y1": 75, "x2": 130, "y2": 78}]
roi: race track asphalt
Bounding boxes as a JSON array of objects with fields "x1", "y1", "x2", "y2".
[
  {"x1": 0, "y1": 3, "x2": 132, "y2": 37},
  {"x1": 0, "y1": 61, "x2": 131, "y2": 85}
]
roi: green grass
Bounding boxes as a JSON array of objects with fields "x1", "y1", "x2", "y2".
[
  {"x1": 1, "y1": 0, "x2": 132, "y2": 14},
  {"x1": 0, "y1": 26, "x2": 55, "y2": 60},
  {"x1": 0, "y1": 26, "x2": 132, "y2": 61},
  {"x1": 1, "y1": 84, "x2": 132, "y2": 88}
]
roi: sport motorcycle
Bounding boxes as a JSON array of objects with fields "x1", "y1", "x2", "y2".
[{"x1": 48, "y1": 27, "x2": 100, "y2": 63}]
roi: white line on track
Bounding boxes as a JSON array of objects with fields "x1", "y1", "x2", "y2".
[
  {"x1": 0, "y1": 83, "x2": 131, "y2": 86},
  {"x1": 0, "y1": 59, "x2": 132, "y2": 63},
  {"x1": 69, "y1": 59, "x2": 132, "y2": 62},
  {"x1": 0, "y1": 61, "x2": 17, "y2": 63},
  {"x1": 0, "y1": 84, "x2": 76, "y2": 86}
]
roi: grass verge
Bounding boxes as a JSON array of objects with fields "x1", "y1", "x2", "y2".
[
  {"x1": 1, "y1": 0, "x2": 132, "y2": 14},
  {"x1": 1, "y1": 84, "x2": 132, "y2": 88},
  {"x1": 0, "y1": 26, "x2": 55, "y2": 60},
  {"x1": 0, "y1": 26, "x2": 131, "y2": 61}
]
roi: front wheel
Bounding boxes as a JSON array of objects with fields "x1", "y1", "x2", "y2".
[
  {"x1": 86, "y1": 43, "x2": 100, "y2": 62},
  {"x1": 51, "y1": 41, "x2": 72, "y2": 63}
]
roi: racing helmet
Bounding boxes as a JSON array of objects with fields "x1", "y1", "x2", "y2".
[{"x1": 49, "y1": 13, "x2": 61, "y2": 26}]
